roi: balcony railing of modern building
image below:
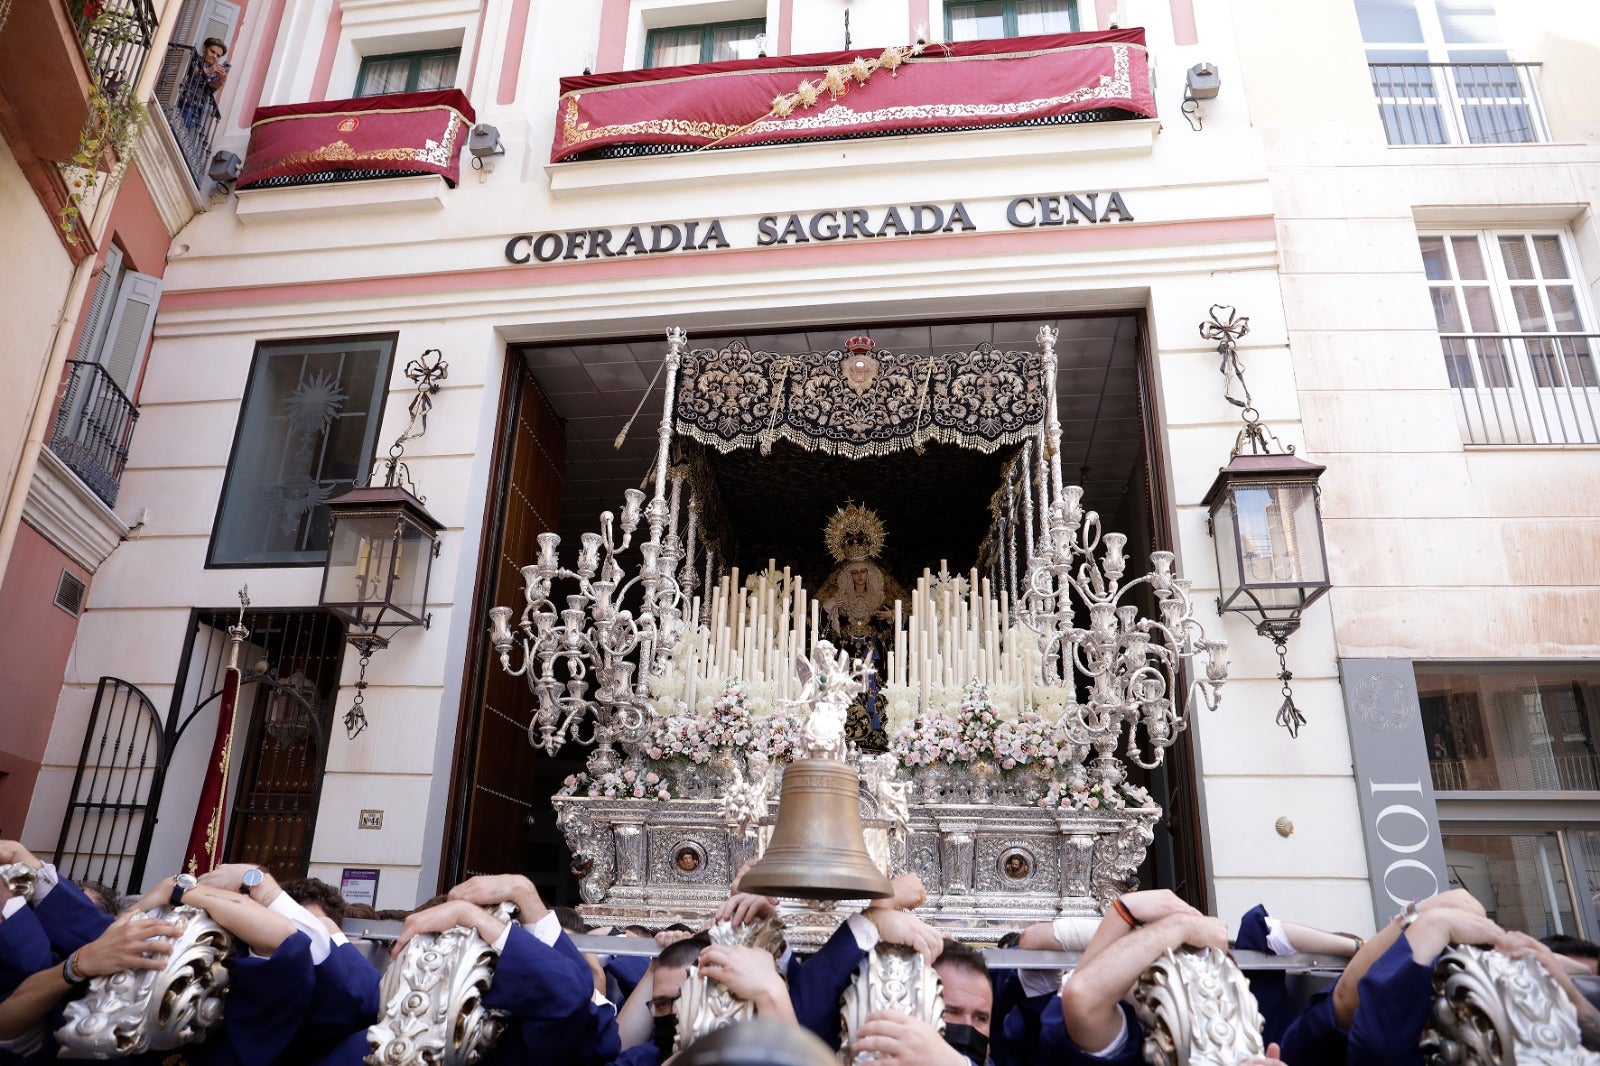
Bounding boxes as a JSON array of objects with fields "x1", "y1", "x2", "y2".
[
  {"x1": 1440, "y1": 333, "x2": 1599, "y2": 446},
  {"x1": 1369, "y1": 62, "x2": 1549, "y2": 146},
  {"x1": 49, "y1": 360, "x2": 139, "y2": 509},
  {"x1": 1431, "y1": 752, "x2": 1600, "y2": 793},
  {"x1": 77, "y1": 0, "x2": 158, "y2": 101},
  {"x1": 154, "y1": 44, "x2": 220, "y2": 187}
]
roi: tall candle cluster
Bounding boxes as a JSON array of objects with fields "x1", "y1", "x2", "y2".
[{"x1": 676, "y1": 561, "x2": 1035, "y2": 714}]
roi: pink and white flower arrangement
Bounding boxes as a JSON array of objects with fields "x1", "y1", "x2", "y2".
[
  {"x1": 890, "y1": 711, "x2": 972, "y2": 767},
  {"x1": 558, "y1": 768, "x2": 673, "y2": 801}
]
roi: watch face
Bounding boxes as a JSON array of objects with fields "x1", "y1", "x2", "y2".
[
  {"x1": 241, "y1": 868, "x2": 263, "y2": 889},
  {"x1": 176, "y1": 874, "x2": 198, "y2": 890}
]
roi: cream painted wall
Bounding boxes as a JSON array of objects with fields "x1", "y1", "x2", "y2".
[
  {"x1": 0, "y1": 141, "x2": 75, "y2": 577},
  {"x1": 1233, "y1": 0, "x2": 1600, "y2": 670},
  {"x1": 21, "y1": 0, "x2": 1392, "y2": 926}
]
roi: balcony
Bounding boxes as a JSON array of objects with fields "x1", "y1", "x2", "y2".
[
  {"x1": 154, "y1": 44, "x2": 220, "y2": 187},
  {"x1": 1369, "y1": 62, "x2": 1549, "y2": 146},
  {"x1": 551, "y1": 28, "x2": 1154, "y2": 163},
  {"x1": 48, "y1": 360, "x2": 139, "y2": 508},
  {"x1": 77, "y1": 0, "x2": 158, "y2": 101},
  {"x1": 238, "y1": 89, "x2": 476, "y2": 191},
  {"x1": 1442, "y1": 332, "x2": 1599, "y2": 445}
]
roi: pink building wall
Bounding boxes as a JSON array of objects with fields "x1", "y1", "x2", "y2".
[{"x1": 0, "y1": 523, "x2": 86, "y2": 838}]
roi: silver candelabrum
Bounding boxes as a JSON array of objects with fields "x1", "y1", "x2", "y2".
[
  {"x1": 1017, "y1": 325, "x2": 1228, "y2": 785},
  {"x1": 490, "y1": 330, "x2": 689, "y2": 776}
]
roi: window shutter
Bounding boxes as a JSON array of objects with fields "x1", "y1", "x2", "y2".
[
  {"x1": 98, "y1": 271, "x2": 162, "y2": 396},
  {"x1": 186, "y1": 0, "x2": 240, "y2": 49},
  {"x1": 73, "y1": 245, "x2": 123, "y2": 365}
]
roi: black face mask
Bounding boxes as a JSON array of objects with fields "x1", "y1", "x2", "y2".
[
  {"x1": 652, "y1": 1013, "x2": 679, "y2": 1059},
  {"x1": 943, "y1": 1023, "x2": 988, "y2": 1065}
]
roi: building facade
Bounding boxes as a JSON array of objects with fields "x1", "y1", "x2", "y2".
[{"x1": 6, "y1": 0, "x2": 1597, "y2": 937}]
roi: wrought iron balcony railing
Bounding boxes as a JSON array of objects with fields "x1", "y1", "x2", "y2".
[
  {"x1": 1369, "y1": 62, "x2": 1549, "y2": 146},
  {"x1": 49, "y1": 360, "x2": 139, "y2": 507},
  {"x1": 154, "y1": 44, "x2": 220, "y2": 187},
  {"x1": 1441, "y1": 332, "x2": 1599, "y2": 445},
  {"x1": 75, "y1": 0, "x2": 158, "y2": 99}
]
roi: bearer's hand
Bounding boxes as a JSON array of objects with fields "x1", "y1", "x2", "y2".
[
  {"x1": 854, "y1": 1011, "x2": 966, "y2": 1066},
  {"x1": 393, "y1": 900, "x2": 507, "y2": 958},
  {"x1": 76, "y1": 913, "x2": 181, "y2": 976},
  {"x1": 866, "y1": 907, "x2": 945, "y2": 959}
]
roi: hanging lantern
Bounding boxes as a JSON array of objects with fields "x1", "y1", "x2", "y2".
[
  {"x1": 318, "y1": 485, "x2": 443, "y2": 648},
  {"x1": 1201, "y1": 452, "x2": 1329, "y2": 639}
]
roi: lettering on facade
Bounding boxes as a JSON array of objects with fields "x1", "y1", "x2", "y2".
[{"x1": 503, "y1": 192, "x2": 1131, "y2": 264}]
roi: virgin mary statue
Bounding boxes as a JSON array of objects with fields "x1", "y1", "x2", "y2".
[{"x1": 817, "y1": 502, "x2": 908, "y2": 751}]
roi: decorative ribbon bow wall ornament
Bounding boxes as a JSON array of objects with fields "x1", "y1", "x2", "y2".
[{"x1": 1198, "y1": 305, "x2": 1251, "y2": 411}]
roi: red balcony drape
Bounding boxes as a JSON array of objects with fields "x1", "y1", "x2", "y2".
[
  {"x1": 240, "y1": 88, "x2": 477, "y2": 188},
  {"x1": 551, "y1": 29, "x2": 1153, "y2": 163}
]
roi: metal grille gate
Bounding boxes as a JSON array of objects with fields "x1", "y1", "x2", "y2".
[{"x1": 52, "y1": 676, "x2": 167, "y2": 896}]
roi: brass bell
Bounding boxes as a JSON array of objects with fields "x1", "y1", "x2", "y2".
[{"x1": 738, "y1": 759, "x2": 892, "y2": 901}]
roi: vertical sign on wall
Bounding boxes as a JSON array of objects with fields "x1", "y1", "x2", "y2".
[{"x1": 1340, "y1": 658, "x2": 1449, "y2": 927}]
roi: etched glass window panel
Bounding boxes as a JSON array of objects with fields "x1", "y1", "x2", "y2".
[
  {"x1": 1462, "y1": 287, "x2": 1498, "y2": 332},
  {"x1": 210, "y1": 336, "x2": 395, "y2": 566},
  {"x1": 1420, "y1": 236, "x2": 1450, "y2": 280},
  {"x1": 1499, "y1": 235, "x2": 1536, "y2": 280},
  {"x1": 1511, "y1": 287, "x2": 1549, "y2": 332},
  {"x1": 1430, "y1": 287, "x2": 1465, "y2": 332}
]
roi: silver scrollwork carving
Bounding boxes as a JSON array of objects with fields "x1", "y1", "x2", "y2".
[
  {"x1": 366, "y1": 902, "x2": 517, "y2": 1066},
  {"x1": 839, "y1": 945, "x2": 946, "y2": 1066},
  {"x1": 56, "y1": 905, "x2": 234, "y2": 1060},
  {"x1": 1420, "y1": 944, "x2": 1599, "y2": 1065},
  {"x1": 674, "y1": 918, "x2": 789, "y2": 1052},
  {"x1": 1131, "y1": 947, "x2": 1265, "y2": 1066},
  {"x1": 0, "y1": 862, "x2": 35, "y2": 901}
]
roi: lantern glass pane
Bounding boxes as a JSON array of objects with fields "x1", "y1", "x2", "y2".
[
  {"x1": 1211, "y1": 496, "x2": 1242, "y2": 601},
  {"x1": 390, "y1": 519, "x2": 434, "y2": 622},
  {"x1": 1234, "y1": 483, "x2": 1327, "y2": 607},
  {"x1": 323, "y1": 513, "x2": 399, "y2": 622}
]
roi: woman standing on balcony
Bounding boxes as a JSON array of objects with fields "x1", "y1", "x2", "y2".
[{"x1": 201, "y1": 37, "x2": 230, "y2": 94}]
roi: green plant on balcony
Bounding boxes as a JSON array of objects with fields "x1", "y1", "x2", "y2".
[{"x1": 58, "y1": 84, "x2": 146, "y2": 244}]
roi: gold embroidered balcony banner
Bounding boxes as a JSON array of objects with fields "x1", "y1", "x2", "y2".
[
  {"x1": 240, "y1": 89, "x2": 476, "y2": 189},
  {"x1": 675, "y1": 342, "x2": 1048, "y2": 458},
  {"x1": 551, "y1": 29, "x2": 1152, "y2": 163}
]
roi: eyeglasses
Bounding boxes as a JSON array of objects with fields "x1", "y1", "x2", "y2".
[{"x1": 649, "y1": 996, "x2": 679, "y2": 1016}]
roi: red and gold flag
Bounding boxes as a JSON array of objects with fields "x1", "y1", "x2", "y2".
[{"x1": 183, "y1": 619, "x2": 248, "y2": 876}]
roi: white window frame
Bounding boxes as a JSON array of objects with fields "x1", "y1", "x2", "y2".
[
  {"x1": 626, "y1": 0, "x2": 774, "y2": 70},
  {"x1": 1421, "y1": 227, "x2": 1600, "y2": 444}
]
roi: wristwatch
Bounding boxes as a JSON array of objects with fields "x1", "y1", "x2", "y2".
[
  {"x1": 170, "y1": 873, "x2": 198, "y2": 908},
  {"x1": 240, "y1": 867, "x2": 264, "y2": 895}
]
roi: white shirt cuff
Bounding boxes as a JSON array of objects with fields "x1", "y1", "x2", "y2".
[
  {"x1": 846, "y1": 913, "x2": 880, "y2": 952},
  {"x1": 1, "y1": 896, "x2": 25, "y2": 920},
  {"x1": 529, "y1": 911, "x2": 561, "y2": 947},
  {"x1": 1264, "y1": 917, "x2": 1297, "y2": 957},
  {"x1": 33, "y1": 863, "x2": 59, "y2": 902},
  {"x1": 268, "y1": 892, "x2": 334, "y2": 964},
  {"x1": 1019, "y1": 968, "x2": 1065, "y2": 997},
  {"x1": 492, "y1": 924, "x2": 512, "y2": 953}
]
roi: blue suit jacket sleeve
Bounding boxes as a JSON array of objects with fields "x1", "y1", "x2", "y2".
[
  {"x1": 1345, "y1": 932, "x2": 1434, "y2": 1066},
  {"x1": 482, "y1": 925, "x2": 621, "y2": 1066},
  {"x1": 991, "y1": 977, "x2": 1056, "y2": 1066},
  {"x1": 220, "y1": 931, "x2": 318, "y2": 1066},
  {"x1": 0, "y1": 907, "x2": 54, "y2": 998},
  {"x1": 1235, "y1": 903, "x2": 1292, "y2": 1045},
  {"x1": 297, "y1": 941, "x2": 383, "y2": 1046},
  {"x1": 787, "y1": 921, "x2": 867, "y2": 1050},
  {"x1": 1038, "y1": 996, "x2": 1146, "y2": 1066},
  {"x1": 1278, "y1": 990, "x2": 1348, "y2": 1066},
  {"x1": 605, "y1": 953, "x2": 651, "y2": 998},
  {"x1": 30, "y1": 879, "x2": 113, "y2": 957}
]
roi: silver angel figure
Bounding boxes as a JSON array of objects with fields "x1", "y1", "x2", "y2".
[
  {"x1": 792, "y1": 640, "x2": 866, "y2": 761},
  {"x1": 1420, "y1": 944, "x2": 1599, "y2": 1065},
  {"x1": 673, "y1": 918, "x2": 788, "y2": 1052},
  {"x1": 838, "y1": 944, "x2": 945, "y2": 1066},
  {"x1": 56, "y1": 905, "x2": 234, "y2": 1060},
  {"x1": 367, "y1": 902, "x2": 517, "y2": 1066},
  {"x1": 722, "y1": 751, "x2": 774, "y2": 834},
  {"x1": 1131, "y1": 946, "x2": 1264, "y2": 1066}
]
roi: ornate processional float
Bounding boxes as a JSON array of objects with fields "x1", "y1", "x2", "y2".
[{"x1": 490, "y1": 327, "x2": 1230, "y2": 940}]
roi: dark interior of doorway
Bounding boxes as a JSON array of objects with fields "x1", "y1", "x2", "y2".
[{"x1": 449, "y1": 313, "x2": 1208, "y2": 911}]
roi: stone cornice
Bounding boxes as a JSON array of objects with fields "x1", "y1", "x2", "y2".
[{"x1": 23, "y1": 448, "x2": 131, "y2": 573}]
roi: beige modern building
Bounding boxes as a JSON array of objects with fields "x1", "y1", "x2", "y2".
[{"x1": 4, "y1": 0, "x2": 1596, "y2": 939}]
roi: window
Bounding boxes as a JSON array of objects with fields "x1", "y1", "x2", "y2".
[
  {"x1": 644, "y1": 19, "x2": 764, "y2": 67},
  {"x1": 1354, "y1": 0, "x2": 1546, "y2": 144},
  {"x1": 1420, "y1": 230, "x2": 1598, "y2": 444},
  {"x1": 208, "y1": 335, "x2": 396, "y2": 566},
  {"x1": 946, "y1": 0, "x2": 1076, "y2": 41},
  {"x1": 355, "y1": 49, "x2": 460, "y2": 96},
  {"x1": 1419, "y1": 665, "x2": 1600, "y2": 940}
]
